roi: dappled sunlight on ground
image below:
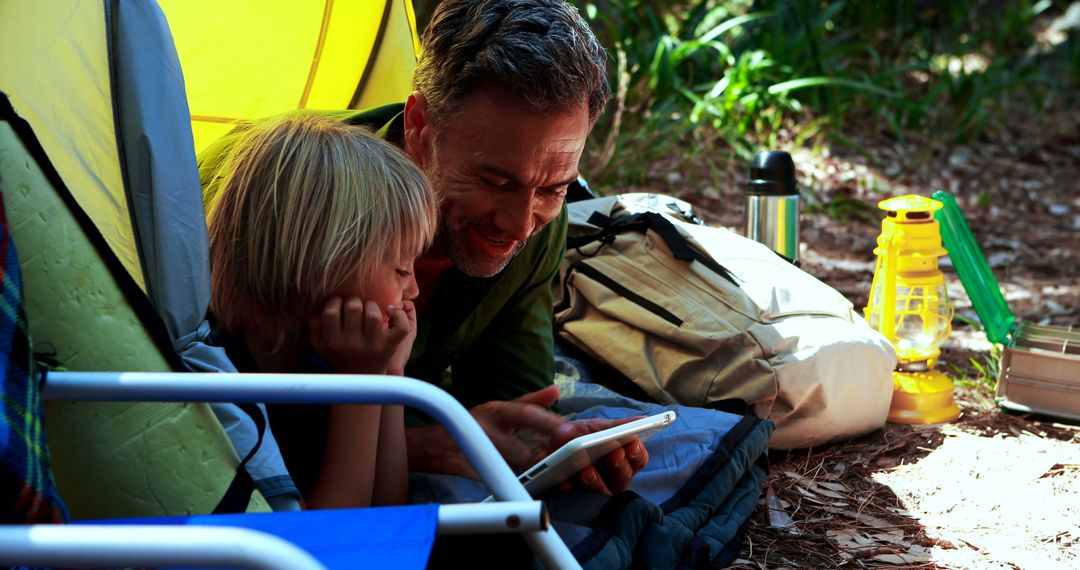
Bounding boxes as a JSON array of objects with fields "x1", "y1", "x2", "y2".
[
  {"x1": 731, "y1": 388, "x2": 1079, "y2": 569},
  {"x1": 872, "y1": 427, "x2": 1079, "y2": 569}
]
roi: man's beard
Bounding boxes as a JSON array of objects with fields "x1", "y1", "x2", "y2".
[
  {"x1": 425, "y1": 154, "x2": 527, "y2": 278},
  {"x1": 437, "y1": 215, "x2": 527, "y2": 278}
]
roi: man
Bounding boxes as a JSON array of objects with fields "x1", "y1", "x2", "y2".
[
  {"x1": 201, "y1": 0, "x2": 646, "y2": 496},
  {"x1": 395, "y1": 0, "x2": 648, "y2": 490}
]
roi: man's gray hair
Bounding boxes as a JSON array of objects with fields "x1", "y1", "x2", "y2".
[{"x1": 413, "y1": 0, "x2": 609, "y2": 125}]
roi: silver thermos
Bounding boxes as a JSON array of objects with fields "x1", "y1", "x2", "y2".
[{"x1": 745, "y1": 150, "x2": 800, "y2": 261}]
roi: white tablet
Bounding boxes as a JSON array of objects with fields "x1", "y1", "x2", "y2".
[{"x1": 486, "y1": 410, "x2": 676, "y2": 500}]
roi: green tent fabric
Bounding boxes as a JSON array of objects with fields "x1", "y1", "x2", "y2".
[{"x1": 0, "y1": 118, "x2": 267, "y2": 517}]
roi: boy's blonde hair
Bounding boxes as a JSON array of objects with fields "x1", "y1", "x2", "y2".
[{"x1": 205, "y1": 113, "x2": 437, "y2": 335}]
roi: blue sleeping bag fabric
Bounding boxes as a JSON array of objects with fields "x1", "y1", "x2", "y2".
[{"x1": 410, "y1": 373, "x2": 773, "y2": 569}]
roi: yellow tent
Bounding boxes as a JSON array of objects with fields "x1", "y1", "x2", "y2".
[{"x1": 161, "y1": 0, "x2": 421, "y2": 154}]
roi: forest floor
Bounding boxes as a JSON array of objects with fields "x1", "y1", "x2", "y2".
[{"x1": 606, "y1": 101, "x2": 1080, "y2": 568}]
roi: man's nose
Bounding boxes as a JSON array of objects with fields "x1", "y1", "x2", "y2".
[{"x1": 493, "y1": 190, "x2": 537, "y2": 242}]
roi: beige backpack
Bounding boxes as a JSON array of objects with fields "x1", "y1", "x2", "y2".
[{"x1": 554, "y1": 194, "x2": 897, "y2": 449}]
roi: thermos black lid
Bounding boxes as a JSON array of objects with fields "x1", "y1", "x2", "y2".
[{"x1": 746, "y1": 150, "x2": 798, "y2": 196}]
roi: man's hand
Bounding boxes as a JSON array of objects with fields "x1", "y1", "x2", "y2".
[
  {"x1": 405, "y1": 385, "x2": 650, "y2": 494},
  {"x1": 549, "y1": 416, "x2": 650, "y2": 495},
  {"x1": 407, "y1": 385, "x2": 568, "y2": 477},
  {"x1": 470, "y1": 385, "x2": 569, "y2": 471}
]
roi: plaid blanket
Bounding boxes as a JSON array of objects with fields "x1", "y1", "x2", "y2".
[{"x1": 0, "y1": 199, "x2": 66, "y2": 523}]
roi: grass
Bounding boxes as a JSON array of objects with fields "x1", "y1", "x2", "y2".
[
  {"x1": 951, "y1": 313, "x2": 1003, "y2": 393},
  {"x1": 949, "y1": 344, "x2": 1004, "y2": 394}
]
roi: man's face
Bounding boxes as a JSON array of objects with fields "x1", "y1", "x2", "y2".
[{"x1": 405, "y1": 87, "x2": 591, "y2": 277}]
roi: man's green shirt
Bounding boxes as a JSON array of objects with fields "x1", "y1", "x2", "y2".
[{"x1": 199, "y1": 105, "x2": 567, "y2": 408}]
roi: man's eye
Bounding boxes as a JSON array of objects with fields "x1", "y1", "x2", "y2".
[
  {"x1": 481, "y1": 176, "x2": 511, "y2": 190},
  {"x1": 543, "y1": 186, "x2": 568, "y2": 199}
]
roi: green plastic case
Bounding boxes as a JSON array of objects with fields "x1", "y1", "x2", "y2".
[
  {"x1": 933, "y1": 191, "x2": 1016, "y2": 344},
  {"x1": 933, "y1": 191, "x2": 1079, "y2": 422}
]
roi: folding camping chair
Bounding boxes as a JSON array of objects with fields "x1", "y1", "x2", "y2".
[{"x1": 0, "y1": 0, "x2": 580, "y2": 567}]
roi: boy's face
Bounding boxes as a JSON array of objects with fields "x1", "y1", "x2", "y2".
[
  {"x1": 333, "y1": 257, "x2": 419, "y2": 311},
  {"x1": 405, "y1": 86, "x2": 591, "y2": 277}
]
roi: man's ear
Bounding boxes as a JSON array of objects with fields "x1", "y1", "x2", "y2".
[{"x1": 403, "y1": 92, "x2": 433, "y2": 168}]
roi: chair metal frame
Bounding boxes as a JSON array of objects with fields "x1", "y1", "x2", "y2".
[{"x1": 3, "y1": 371, "x2": 582, "y2": 570}]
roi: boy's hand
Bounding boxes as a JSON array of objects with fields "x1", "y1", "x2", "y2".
[
  {"x1": 308, "y1": 297, "x2": 411, "y2": 374},
  {"x1": 387, "y1": 300, "x2": 417, "y2": 376}
]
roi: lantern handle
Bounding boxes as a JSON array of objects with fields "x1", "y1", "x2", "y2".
[{"x1": 879, "y1": 229, "x2": 901, "y2": 345}]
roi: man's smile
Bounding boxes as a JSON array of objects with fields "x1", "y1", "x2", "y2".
[{"x1": 465, "y1": 225, "x2": 518, "y2": 257}]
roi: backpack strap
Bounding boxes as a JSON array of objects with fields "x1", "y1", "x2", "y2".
[
  {"x1": 568, "y1": 211, "x2": 740, "y2": 286},
  {"x1": 211, "y1": 402, "x2": 266, "y2": 514}
]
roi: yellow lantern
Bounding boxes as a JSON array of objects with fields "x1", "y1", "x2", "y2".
[{"x1": 864, "y1": 195, "x2": 961, "y2": 424}]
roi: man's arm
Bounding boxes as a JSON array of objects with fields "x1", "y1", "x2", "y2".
[
  {"x1": 407, "y1": 206, "x2": 567, "y2": 472},
  {"x1": 405, "y1": 208, "x2": 646, "y2": 491}
]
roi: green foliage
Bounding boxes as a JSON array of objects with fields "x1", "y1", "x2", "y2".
[
  {"x1": 574, "y1": 0, "x2": 1079, "y2": 188},
  {"x1": 804, "y1": 192, "x2": 881, "y2": 224},
  {"x1": 577, "y1": 0, "x2": 801, "y2": 185},
  {"x1": 953, "y1": 343, "x2": 1003, "y2": 394}
]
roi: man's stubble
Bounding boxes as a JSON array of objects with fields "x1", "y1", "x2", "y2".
[{"x1": 424, "y1": 149, "x2": 527, "y2": 279}]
